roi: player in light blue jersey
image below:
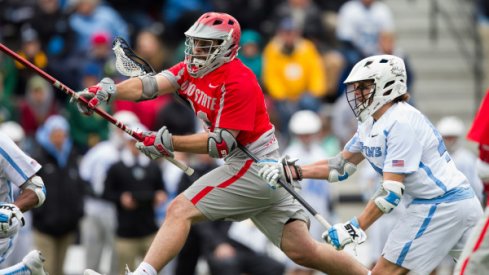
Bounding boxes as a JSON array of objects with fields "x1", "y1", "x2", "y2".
[
  {"x1": 258, "y1": 55, "x2": 484, "y2": 275},
  {"x1": 0, "y1": 131, "x2": 47, "y2": 275}
]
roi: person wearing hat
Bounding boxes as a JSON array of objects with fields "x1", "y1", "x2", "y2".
[
  {"x1": 239, "y1": 30, "x2": 263, "y2": 81},
  {"x1": 263, "y1": 17, "x2": 327, "y2": 141}
]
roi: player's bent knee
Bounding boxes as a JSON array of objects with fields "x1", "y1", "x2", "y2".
[{"x1": 165, "y1": 195, "x2": 203, "y2": 222}]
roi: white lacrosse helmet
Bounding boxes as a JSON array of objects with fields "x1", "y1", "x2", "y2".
[
  {"x1": 184, "y1": 12, "x2": 241, "y2": 78},
  {"x1": 436, "y1": 116, "x2": 464, "y2": 137},
  {"x1": 344, "y1": 55, "x2": 407, "y2": 122}
]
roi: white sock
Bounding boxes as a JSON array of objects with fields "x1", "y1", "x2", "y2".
[
  {"x1": 133, "y1": 262, "x2": 157, "y2": 275},
  {"x1": 0, "y1": 262, "x2": 31, "y2": 275},
  {"x1": 367, "y1": 271, "x2": 372, "y2": 275}
]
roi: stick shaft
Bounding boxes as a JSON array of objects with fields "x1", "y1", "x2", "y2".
[
  {"x1": 238, "y1": 144, "x2": 331, "y2": 229},
  {"x1": 0, "y1": 43, "x2": 194, "y2": 176}
]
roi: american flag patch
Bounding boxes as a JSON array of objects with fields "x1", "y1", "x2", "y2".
[{"x1": 392, "y1": 160, "x2": 404, "y2": 167}]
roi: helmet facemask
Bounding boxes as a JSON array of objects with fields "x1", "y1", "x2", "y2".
[
  {"x1": 183, "y1": 12, "x2": 241, "y2": 78},
  {"x1": 184, "y1": 33, "x2": 234, "y2": 78},
  {"x1": 346, "y1": 81, "x2": 376, "y2": 120}
]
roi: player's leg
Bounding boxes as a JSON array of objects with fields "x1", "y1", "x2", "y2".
[
  {"x1": 371, "y1": 257, "x2": 409, "y2": 275},
  {"x1": 138, "y1": 194, "x2": 206, "y2": 272},
  {"x1": 0, "y1": 250, "x2": 47, "y2": 275},
  {"x1": 281, "y1": 219, "x2": 369, "y2": 275}
]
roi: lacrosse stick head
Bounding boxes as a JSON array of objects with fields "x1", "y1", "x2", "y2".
[
  {"x1": 113, "y1": 37, "x2": 155, "y2": 77},
  {"x1": 183, "y1": 12, "x2": 241, "y2": 78}
]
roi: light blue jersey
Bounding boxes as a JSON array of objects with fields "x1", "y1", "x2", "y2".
[
  {"x1": 0, "y1": 132, "x2": 41, "y2": 204},
  {"x1": 345, "y1": 102, "x2": 470, "y2": 203},
  {"x1": 0, "y1": 132, "x2": 41, "y2": 264},
  {"x1": 344, "y1": 102, "x2": 482, "y2": 274}
]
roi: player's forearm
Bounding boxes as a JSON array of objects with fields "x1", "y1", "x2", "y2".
[
  {"x1": 356, "y1": 200, "x2": 384, "y2": 230},
  {"x1": 115, "y1": 77, "x2": 144, "y2": 101},
  {"x1": 14, "y1": 189, "x2": 38, "y2": 212},
  {"x1": 300, "y1": 160, "x2": 330, "y2": 179},
  {"x1": 172, "y1": 133, "x2": 209, "y2": 154}
]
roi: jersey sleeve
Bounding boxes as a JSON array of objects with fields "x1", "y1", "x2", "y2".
[
  {"x1": 383, "y1": 121, "x2": 422, "y2": 174},
  {"x1": 215, "y1": 75, "x2": 258, "y2": 131},
  {"x1": 0, "y1": 135, "x2": 41, "y2": 187},
  {"x1": 344, "y1": 131, "x2": 363, "y2": 153},
  {"x1": 160, "y1": 62, "x2": 187, "y2": 89}
]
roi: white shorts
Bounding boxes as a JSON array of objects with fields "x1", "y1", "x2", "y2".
[
  {"x1": 382, "y1": 196, "x2": 482, "y2": 274},
  {"x1": 0, "y1": 220, "x2": 21, "y2": 264}
]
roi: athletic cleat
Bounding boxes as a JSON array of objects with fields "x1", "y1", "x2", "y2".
[
  {"x1": 83, "y1": 269, "x2": 103, "y2": 275},
  {"x1": 22, "y1": 250, "x2": 47, "y2": 275}
]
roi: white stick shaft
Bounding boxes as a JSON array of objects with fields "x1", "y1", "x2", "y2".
[{"x1": 166, "y1": 157, "x2": 194, "y2": 176}]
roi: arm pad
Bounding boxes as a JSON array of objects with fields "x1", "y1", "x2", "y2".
[
  {"x1": 327, "y1": 153, "x2": 357, "y2": 182},
  {"x1": 23, "y1": 176, "x2": 46, "y2": 208},
  {"x1": 208, "y1": 129, "x2": 237, "y2": 158},
  {"x1": 372, "y1": 180, "x2": 404, "y2": 213},
  {"x1": 137, "y1": 74, "x2": 158, "y2": 101}
]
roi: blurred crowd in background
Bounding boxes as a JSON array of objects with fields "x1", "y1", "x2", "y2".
[{"x1": 0, "y1": 0, "x2": 486, "y2": 274}]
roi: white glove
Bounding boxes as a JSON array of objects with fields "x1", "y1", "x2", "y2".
[
  {"x1": 135, "y1": 126, "x2": 174, "y2": 160},
  {"x1": 72, "y1": 77, "x2": 116, "y2": 115},
  {"x1": 0, "y1": 203, "x2": 25, "y2": 238},
  {"x1": 327, "y1": 154, "x2": 357, "y2": 182},
  {"x1": 322, "y1": 217, "x2": 366, "y2": 250},
  {"x1": 257, "y1": 155, "x2": 297, "y2": 189}
]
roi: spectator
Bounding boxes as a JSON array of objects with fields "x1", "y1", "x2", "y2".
[
  {"x1": 28, "y1": 0, "x2": 79, "y2": 96},
  {"x1": 67, "y1": 63, "x2": 110, "y2": 153},
  {"x1": 31, "y1": 115, "x2": 85, "y2": 275},
  {"x1": 18, "y1": 76, "x2": 59, "y2": 153},
  {"x1": 239, "y1": 30, "x2": 263, "y2": 81},
  {"x1": 336, "y1": 0, "x2": 394, "y2": 58},
  {"x1": 14, "y1": 27, "x2": 48, "y2": 97},
  {"x1": 335, "y1": 0, "x2": 395, "y2": 98},
  {"x1": 134, "y1": 28, "x2": 170, "y2": 73},
  {"x1": 0, "y1": 52, "x2": 18, "y2": 122},
  {"x1": 263, "y1": 17, "x2": 327, "y2": 141},
  {"x1": 69, "y1": 0, "x2": 129, "y2": 55},
  {"x1": 268, "y1": 0, "x2": 329, "y2": 50},
  {"x1": 79, "y1": 110, "x2": 141, "y2": 275},
  {"x1": 102, "y1": 123, "x2": 167, "y2": 273}
]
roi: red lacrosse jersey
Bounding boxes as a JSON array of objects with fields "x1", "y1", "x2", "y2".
[
  {"x1": 467, "y1": 90, "x2": 489, "y2": 145},
  {"x1": 164, "y1": 59, "x2": 273, "y2": 146}
]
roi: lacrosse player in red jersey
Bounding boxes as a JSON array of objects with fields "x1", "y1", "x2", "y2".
[
  {"x1": 259, "y1": 55, "x2": 484, "y2": 275},
  {"x1": 454, "y1": 90, "x2": 489, "y2": 275},
  {"x1": 78, "y1": 11, "x2": 369, "y2": 275}
]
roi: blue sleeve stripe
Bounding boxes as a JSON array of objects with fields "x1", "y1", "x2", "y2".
[
  {"x1": 0, "y1": 147, "x2": 28, "y2": 181},
  {"x1": 396, "y1": 204, "x2": 438, "y2": 266},
  {"x1": 419, "y1": 162, "x2": 447, "y2": 192}
]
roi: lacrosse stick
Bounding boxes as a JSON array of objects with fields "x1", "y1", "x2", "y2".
[
  {"x1": 113, "y1": 37, "x2": 331, "y2": 230},
  {"x1": 0, "y1": 42, "x2": 194, "y2": 176}
]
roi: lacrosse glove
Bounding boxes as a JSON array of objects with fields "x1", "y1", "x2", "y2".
[
  {"x1": 135, "y1": 126, "x2": 174, "y2": 159},
  {"x1": 72, "y1": 77, "x2": 116, "y2": 115},
  {"x1": 322, "y1": 217, "x2": 367, "y2": 250},
  {"x1": 257, "y1": 155, "x2": 301, "y2": 189},
  {"x1": 0, "y1": 203, "x2": 25, "y2": 238}
]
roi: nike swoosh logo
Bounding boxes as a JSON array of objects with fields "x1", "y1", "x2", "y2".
[
  {"x1": 371, "y1": 134, "x2": 378, "y2": 137},
  {"x1": 209, "y1": 83, "x2": 219, "y2": 88}
]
